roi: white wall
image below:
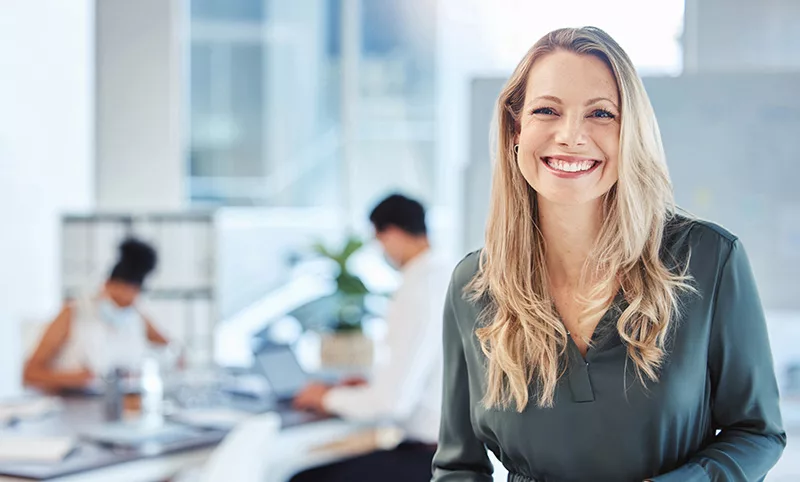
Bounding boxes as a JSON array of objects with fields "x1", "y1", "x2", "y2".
[
  {"x1": 435, "y1": 0, "x2": 684, "y2": 255},
  {"x1": 0, "y1": 0, "x2": 94, "y2": 397},
  {"x1": 683, "y1": 0, "x2": 800, "y2": 73},
  {"x1": 95, "y1": 0, "x2": 187, "y2": 209}
]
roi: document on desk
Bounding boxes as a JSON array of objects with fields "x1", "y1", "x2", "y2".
[
  {"x1": 0, "y1": 436, "x2": 76, "y2": 463},
  {"x1": 0, "y1": 397, "x2": 62, "y2": 425}
]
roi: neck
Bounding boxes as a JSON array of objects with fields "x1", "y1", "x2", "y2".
[
  {"x1": 400, "y1": 238, "x2": 430, "y2": 267},
  {"x1": 537, "y1": 196, "x2": 604, "y2": 289}
]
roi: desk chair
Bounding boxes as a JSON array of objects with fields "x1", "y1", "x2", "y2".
[{"x1": 200, "y1": 412, "x2": 281, "y2": 482}]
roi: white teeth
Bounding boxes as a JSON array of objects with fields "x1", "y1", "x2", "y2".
[{"x1": 546, "y1": 158, "x2": 596, "y2": 173}]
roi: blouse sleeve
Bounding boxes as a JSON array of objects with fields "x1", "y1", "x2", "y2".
[
  {"x1": 432, "y1": 268, "x2": 494, "y2": 482},
  {"x1": 652, "y1": 240, "x2": 786, "y2": 481}
]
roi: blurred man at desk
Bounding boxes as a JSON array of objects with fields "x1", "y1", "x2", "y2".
[
  {"x1": 23, "y1": 238, "x2": 173, "y2": 392},
  {"x1": 292, "y1": 194, "x2": 450, "y2": 481}
]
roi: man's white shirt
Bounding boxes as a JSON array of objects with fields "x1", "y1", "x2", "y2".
[{"x1": 323, "y1": 249, "x2": 452, "y2": 443}]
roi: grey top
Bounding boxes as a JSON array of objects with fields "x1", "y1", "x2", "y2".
[{"x1": 432, "y1": 217, "x2": 786, "y2": 482}]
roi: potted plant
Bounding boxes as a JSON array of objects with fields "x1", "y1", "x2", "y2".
[{"x1": 312, "y1": 236, "x2": 374, "y2": 368}]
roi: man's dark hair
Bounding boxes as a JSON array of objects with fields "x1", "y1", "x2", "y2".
[{"x1": 369, "y1": 194, "x2": 427, "y2": 236}]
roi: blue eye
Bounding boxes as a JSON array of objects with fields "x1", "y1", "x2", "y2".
[
  {"x1": 590, "y1": 109, "x2": 616, "y2": 119},
  {"x1": 532, "y1": 107, "x2": 556, "y2": 116}
]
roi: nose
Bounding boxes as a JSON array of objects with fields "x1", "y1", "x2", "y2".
[{"x1": 553, "y1": 114, "x2": 587, "y2": 148}]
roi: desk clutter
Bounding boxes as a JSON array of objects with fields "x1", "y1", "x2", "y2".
[
  {"x1": 1, "y1": 325, "x2": 360, "y2": 480},
  {"x1": 0, "y1": 361, "x2": 328, "y2": 480},
  {"x1": 0, "y1": 395, "x2": 231, "y2": 480},
  {"x1": 0, "y1": 397, "x2": 73, "y2": 464}
]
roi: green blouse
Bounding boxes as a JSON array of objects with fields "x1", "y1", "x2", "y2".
[{"x1": 432, "y1": 217, "x2": 786, "y2": 482}]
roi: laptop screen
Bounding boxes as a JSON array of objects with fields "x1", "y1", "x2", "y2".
[{"x1": 254, "y1": 345, "x2": 310, "y2": 400}]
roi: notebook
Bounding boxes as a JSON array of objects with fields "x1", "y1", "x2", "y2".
[{"x1": 0, "y1": 436, "x2": 77, "y2": 463}]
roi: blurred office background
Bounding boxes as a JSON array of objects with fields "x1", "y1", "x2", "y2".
[{"x1": 0, "y1": 0, "x2": 798, "y2": 480}]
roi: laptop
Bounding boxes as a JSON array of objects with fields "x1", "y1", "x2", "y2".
[
  {"x1": 251, "y1": 343, "x2": 329, "y2": 427},
  {"x1": 253, "y1": 343, "x2": 312, "y2": 403}
]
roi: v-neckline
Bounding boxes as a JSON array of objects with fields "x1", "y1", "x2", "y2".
[{"x1": 565, "y1": 289, "x2": 626, "y2": 361}]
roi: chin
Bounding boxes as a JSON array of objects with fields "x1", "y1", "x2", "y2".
[{"x1": 536, "y1": 188, "x2": 607, "y2": 207}]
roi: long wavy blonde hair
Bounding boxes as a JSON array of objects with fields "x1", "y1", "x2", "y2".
[{"x1": 469, "y1": 27, "x2": 695, "y2": 411}]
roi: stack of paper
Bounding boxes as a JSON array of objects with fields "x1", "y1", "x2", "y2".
[{"x1": 0, "y1": 436, "x2": 76, "y2": 463}]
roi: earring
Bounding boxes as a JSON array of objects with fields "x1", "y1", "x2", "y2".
[{"x1": 514, "y1": 144, "x2": 519, "y2": 154}]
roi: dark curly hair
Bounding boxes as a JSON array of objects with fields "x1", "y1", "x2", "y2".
[{"x1": 109, "y1": 238, "x2": 157, "y2": 287}]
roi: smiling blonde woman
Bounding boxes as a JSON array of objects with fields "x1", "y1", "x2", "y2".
[{"x1": 432, "y1": 27, "x2": 785, "y2": 482}]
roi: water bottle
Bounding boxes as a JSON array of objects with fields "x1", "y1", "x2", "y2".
[{"x1": 140, "y1": 356, "x2": 164, "y2": 424}]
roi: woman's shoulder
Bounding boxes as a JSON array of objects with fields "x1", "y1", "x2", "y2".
[
  {"x1": 446, "y1": 250, "x2": 487, "y2": 336},
  {"x1": 664, "y1": 211, "x2": 740, "y2": 260},
  {"x1": 449, "y1": 250, "x2": 482, "y2": 292}
]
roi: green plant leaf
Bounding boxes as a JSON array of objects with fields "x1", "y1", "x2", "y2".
[
  {"x1": 340, "y1": 236, "x2": 364, "y2": 261},
  {"x1": 333, "y1": 322, "x2": 363, "y2": 333},
  {"x1": 311, "y1": 241, "x2": 334, "y2": 259},
  {"x1": 310, "y1": 236, "x2": 371, "y2": 332},
  {"x1": 337, "y1": 272, "x2": 369, "y2": 295}
]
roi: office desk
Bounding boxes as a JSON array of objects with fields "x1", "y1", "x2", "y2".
[
  {"x1": 0, "y1": 396, "x2": 225, "y2": 481},
  {"x1": 0, "y1": 449, "x2": 214, "y2": 482},
  {"x1": 0, "y1": 395, "x2": 363, "y2": 482}
]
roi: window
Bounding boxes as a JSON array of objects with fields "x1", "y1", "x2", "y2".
[{"x1": 187, "y1": 0, "x2": 439, "y2": 213}]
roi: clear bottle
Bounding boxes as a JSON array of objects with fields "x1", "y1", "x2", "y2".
[{"x1": 139, "y1": 356, "x2": 164, "y2": 424}]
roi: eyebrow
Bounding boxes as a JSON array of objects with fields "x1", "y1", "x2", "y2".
[
  {"x1": 585, "y1": 97, "x2": 618, "y2": 109},
  {"x1": 527, "y1": 95, "x2": 619, "y2": 110}
]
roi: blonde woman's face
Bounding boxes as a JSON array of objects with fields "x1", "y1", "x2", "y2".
[{"x1": 516, "y1": 50, "x2": 620, "y2": 206}]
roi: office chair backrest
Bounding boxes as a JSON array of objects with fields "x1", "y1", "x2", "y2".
[{"x1": 201, "y1": 412, "x2": 281, "y2": 482}]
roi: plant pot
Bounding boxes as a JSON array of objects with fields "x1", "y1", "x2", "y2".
[{"x1": 320, "y1": 332, "x2": 374, "y2": 369}]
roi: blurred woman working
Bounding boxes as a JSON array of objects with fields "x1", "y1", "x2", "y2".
[{"x1": 24, "y1": 238, "x2": 171, "y2": 392}]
